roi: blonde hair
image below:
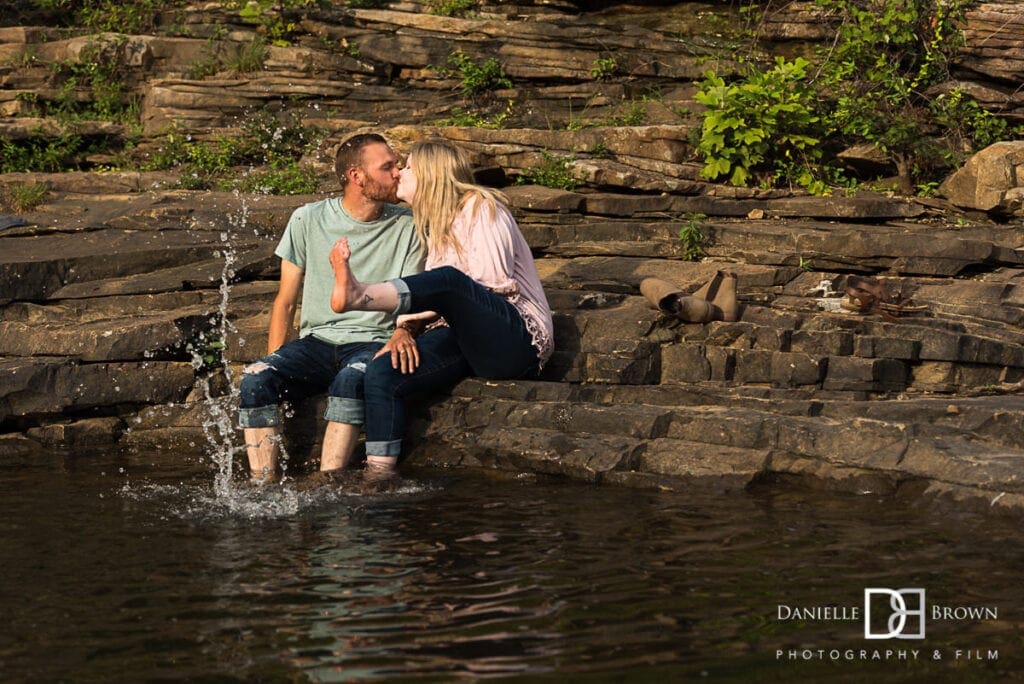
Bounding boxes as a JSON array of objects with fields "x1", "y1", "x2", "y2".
[{"x1": 406, "y1": 140, "x2": 509, "y2": 259}]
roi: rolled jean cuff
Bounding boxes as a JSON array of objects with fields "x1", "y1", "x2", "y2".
[
  {"x1": 365, "y1": 439, "x2": 402, "y2": 457},
  {"x1": 324, "y1": 396, "x2": 365, "y2": 424},
  {"x1": 238, "y1": 405, "x2": 279, "y2": 428},
  {"x1": 389, "y1": 277, "x2": 411, "y2": 315}
]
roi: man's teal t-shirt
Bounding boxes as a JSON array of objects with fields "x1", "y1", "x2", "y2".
[{"x1": 275, "y1": 196, "x2": 424, "y2": 345}]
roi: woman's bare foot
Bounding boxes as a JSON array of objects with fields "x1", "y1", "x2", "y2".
[{"x1": 329, "y1": 237, "x2": 366, "y2": 313}]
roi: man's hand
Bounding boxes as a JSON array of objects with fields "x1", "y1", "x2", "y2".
[{"x1": 376, "y1": 327, "x2": 419, "y2": 374}]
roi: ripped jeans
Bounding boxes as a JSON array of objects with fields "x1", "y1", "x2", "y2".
[{"x1": 237, "y1": 336, "x2": 382, "y2": 428}]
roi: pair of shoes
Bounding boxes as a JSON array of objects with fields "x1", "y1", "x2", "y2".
[
  {"x1": 845, "y1": 275, "x2": 891, "y2": 309},
  {"x1": 843, "y1": 275, "x2": 927, "y2": 319},
  {"x1": 640, "y1": 270, "x2": 739, "y2": 323}
]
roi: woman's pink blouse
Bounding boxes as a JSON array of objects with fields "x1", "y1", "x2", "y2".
[{"x1": 425, "y1": 197, "x2": 555, "y2": 365}]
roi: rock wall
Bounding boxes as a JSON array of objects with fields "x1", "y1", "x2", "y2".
[{"x1": 3, "y1": 1, "x2": 1024, "y2": 514}]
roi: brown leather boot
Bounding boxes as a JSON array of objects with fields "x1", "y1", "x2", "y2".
[
  {"x1": 710, "y1": 271, "x2": 739, "y2": 322},
  {"x1": 640, "y1": 277, "x2": 715, "y2": 323},
  {"x1": 692, "y1": 270, "x2": 724, "y2": 301}
]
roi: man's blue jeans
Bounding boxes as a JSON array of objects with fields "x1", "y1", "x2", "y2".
[{"x1": 237, "y1": 336, "x2": 382, "y2": 428}]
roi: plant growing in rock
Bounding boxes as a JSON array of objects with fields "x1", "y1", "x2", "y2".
[
  {"x1": 144, "y1": 108, "x2": 325, "y2": 194},
  {"x1": 0, "y1": 135, "x2": 105, "y2": 172},
  {"x1": 49, "y1": 36, "x2": 139, "y2": 123},
  {"x1": 444, "y1": 50, "x2": 513, "y2": 97},
  {"x1": 233, "y1": 160, "x2": 320, "y2": 195},
  {"x1": 694, "y1": 0, "x2": 1008, "y2": 193},
  {"x1": 427, "y1": 0, "x2": 477, "y2": 17},
  {"x1": 695, "y1": 56, "x2": 821, "y2": 189},
  {"x1": 812, "y1": 0, "x2": 985, "y2": 191},
  {"x1": 31, "y1": 0, "x2": 176, "y2": 33},
  {"x1": 3, "y1": 182, "x2": 50, "y2": 212},
  {"x1": 567, "y1": 97, "x2": 647, "y2": 130},
  {"x1": 226, "y1": 36, "x2": 269, "y2": 74},
  {"x1": 14, "y1": 92, "x2": 41, "y2": 117},
  {"x1": 186, "y1": 331, "x2": 225, "y2": 373},
  {"x1": 928, "y1": 87, "x2": 1013, "y2": 166},
  {"x1": 4, "y1": 45, "x2": 40, "y2": 68},
  {"x1": 234, "y1": 0, "x2": 326, "y2": 46},
  {"x1": 517, "y1": 151, "x2": 578, "y2": 191},
  {"x1": 587, "y1": 142, "x2": 612, "y2": 159},
  {"x1": 678, "y1": 213, "x2": 705, "y2": 261},
  {"x1": 590, "y1": 55, "x2": 618, "y2": 80},
  {"x1": 435, "y1": 100, "x2": 514, "y2": 129}
]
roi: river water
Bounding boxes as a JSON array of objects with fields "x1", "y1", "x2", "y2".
[{"x1": 2, "y1": 450, "x2": 1021, "y2": 682}]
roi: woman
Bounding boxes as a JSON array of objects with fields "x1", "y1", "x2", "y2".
[{"x1": 330, "y1": 140, "x2": 554, "y2": 473}]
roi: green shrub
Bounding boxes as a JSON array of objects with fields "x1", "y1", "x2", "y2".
[
  {"x1": 234, "y1": 0, "x2": 326, "y2": 46},
  {"x1": 434, "y1": 100, "x2": 514, "y2": 129},
  {"x1": 814, "y1": 0, "x2": 983, "y2": 188},
  {"x1": 31, "y1": 0, "x2": 174, "y2": 33},
  {"x1": 695, "y1": 56, "x2": 820, "y2": 188},
  {"x1": 49, "y1": 36, "x2": 139, "y2": 123},
  {"x1": 930, "y1": 87, "x2": 1010, "y2": 158},
  {"x1": 4, "y1": 182, "x2": 50, "y2": 212},
  {"x1": 517, "y1": 151, "x2": 578, "y2": 191},
  {"x1": 445, "y1": 50, "x2": 512, "y2": 97},
  {"x1": 232, "y1": 162, "x2": 320, "y2": 195},
  {"x1": 693, "y1": 0, "x2": 1007, "y2": 192},
  {"x1": 0, "y1": 135, "x2": 101, "y2": 172},
  {"x1": 226, "y1": 36, "x2": 268, "y2": 74},
  {"x1": 590, "y1": 55, "x2": 618, "y2": 80},
  {"x1": 427, "y1": 0, "x2": 477, "y2": 16},
  {"x1": 678, "y1": 214, "x2": 705, "y2": 261},
  {"x1": 145, "y1": 108, "x2": 324, "y2": 192}
]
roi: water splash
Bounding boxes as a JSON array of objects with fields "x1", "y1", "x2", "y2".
[
  {"x1": 120, "y1": 478, "x2": 432, "y2": 521},
  {"x1": 187, "y1": 196, "x2": 281, "y2": 499}
]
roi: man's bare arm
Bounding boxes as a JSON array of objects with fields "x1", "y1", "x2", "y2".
[{"x1": 266, "y1": 260, "x2": 303, "y2": 354}]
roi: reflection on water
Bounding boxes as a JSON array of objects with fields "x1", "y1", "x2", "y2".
[{"x1": 2, "y1": 454, "x2": 1021, "y2": 682}]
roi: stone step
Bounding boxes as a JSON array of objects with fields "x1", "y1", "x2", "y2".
[
  {"x1": 538, "y1": 279, "x2": 1024, "y2": 391},
  {"x1": 406, "y1": 379, "x2": 1024, "y2": 496},
  {"x1": 0, "y1": 356, "x2": 194, "y2": 424},
  {"x1": 524, "y1": 215, "x2": 1024, "y2": 277},
  {"x1": 445, "y1": 379, "x2": 1024, "y2": 455}
]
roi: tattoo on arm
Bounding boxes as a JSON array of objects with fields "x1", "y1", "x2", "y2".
[{"x1": 361, "y1": 294, "x2": 374, "y2": 306}]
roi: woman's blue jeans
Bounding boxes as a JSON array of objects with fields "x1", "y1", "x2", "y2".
[
  {"x1": 237, "y1": 336, "x2": 381, "y2": 428},
  {"x1": 363, "y1": 266, "x2": 541, "y2": 457},
  {"x1": 393, "y1": 266, "x2": 539, "y2": 380}
]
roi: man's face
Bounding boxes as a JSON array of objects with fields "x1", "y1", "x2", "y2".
[{"x1": 354, "y1": 142, "x2": 400, "y2": 203}]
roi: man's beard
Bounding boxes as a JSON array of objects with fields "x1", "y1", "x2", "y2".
[{"x1": 363, "y1": 176, "x2": 399, "y2": 203}]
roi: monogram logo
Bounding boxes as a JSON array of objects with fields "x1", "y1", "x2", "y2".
[{"x1": 864, "y1": 588, "x2": 926, "y2": 639}]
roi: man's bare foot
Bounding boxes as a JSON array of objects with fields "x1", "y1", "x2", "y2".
[
  {"x1": 329, "y1": 237, "x2": 365, "y2": 313},
  {"x1": 248, "y1": 469, "x2": 278, "y2": 486}
]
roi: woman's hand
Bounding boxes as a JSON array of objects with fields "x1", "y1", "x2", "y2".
[{"x1": 376, "y1": 327, "x2": 419, "y2": 374}]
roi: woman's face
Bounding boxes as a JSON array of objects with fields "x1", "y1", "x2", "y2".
[{"x1": 397, "y1": 158, "x2": 418, "y2": 203}]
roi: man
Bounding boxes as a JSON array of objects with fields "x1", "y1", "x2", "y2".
[{"x1": 238, "y1": 133, "x2": 424, "y2": 482}]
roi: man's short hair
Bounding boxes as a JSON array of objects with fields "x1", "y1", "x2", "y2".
[{"x1": 335, "y1": 133, "x2": 389, "y2": 188}]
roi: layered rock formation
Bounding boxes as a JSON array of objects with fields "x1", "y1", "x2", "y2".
[{"x1": 3, "y1": 1, "x2": 1024, "y2": 513}]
